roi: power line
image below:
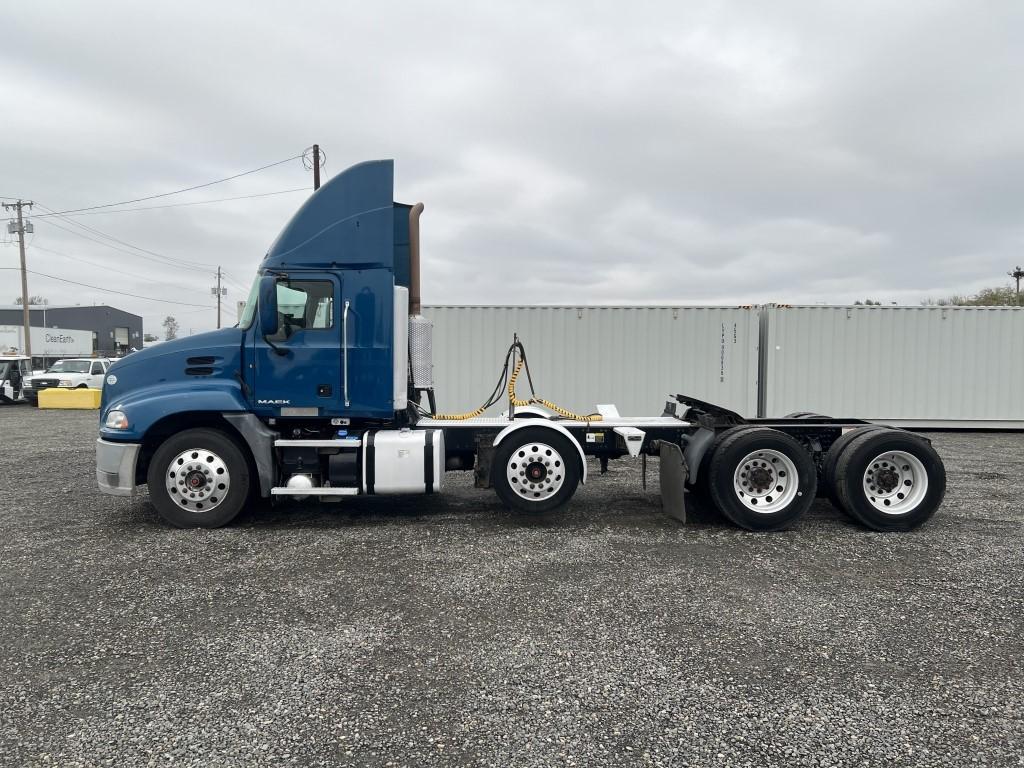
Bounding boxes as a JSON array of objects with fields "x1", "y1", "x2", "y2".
[
  {"x1": 34, "y1": 217, "x2": 207, "y2": 271},
  {"x1": 51, "y1": 187, "x2": 309, "y2": 216},
  {"x1": 36, "y1": 203, "x2": 215, "y2": 267},
  {"x1": 34, "y1": 211, "x2": 216, "y2": 270},
  {"x1": 220, "y1": 271, "x2": 253, "y2": 292},
  {"x1": 33, "y1": 153, "x2": 304, "y2": 217},
  {"x1": 0, "y1": 267, "x2": 213, "y2": 308},
  {"x1": 29, "y1": 242, "x2": 200, "y2": 292}
]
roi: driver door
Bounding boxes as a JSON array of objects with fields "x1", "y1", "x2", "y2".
[{"x1": 250, "y1": 275, "x2": 343, "y2": 416}]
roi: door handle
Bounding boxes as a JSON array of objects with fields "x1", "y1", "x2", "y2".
[{"x1": 343, "y1": 300, "x2": 350, "y2": 407}]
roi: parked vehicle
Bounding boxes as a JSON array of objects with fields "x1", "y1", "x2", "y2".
[
  {"x1": 0, "y1": 355, "x2": 32, "y2": 404},
  {"x1": 95, "y1": 160, "x2": 947, "y2": 532},
  {"x1": 25, "y1": 358, "x2": 111, "y2": 405}
]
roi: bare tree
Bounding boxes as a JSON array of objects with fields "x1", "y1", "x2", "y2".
[{"x1": 162, "y1": 316, "x2": 180, "y2": 341}]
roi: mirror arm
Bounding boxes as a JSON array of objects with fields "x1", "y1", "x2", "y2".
[{"x1": 263, "y1": 334, "x2": 288, "y2": 356}]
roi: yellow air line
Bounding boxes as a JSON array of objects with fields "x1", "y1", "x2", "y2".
[
  {"x1": 507, "y1": 359, "x2": 603, "y2": 422},
  {"x1": 427, "y1": 405, "x2": 488, "y2": 421}
]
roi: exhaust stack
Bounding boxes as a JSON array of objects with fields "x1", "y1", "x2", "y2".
[
  {"x1": 407, "y1": 202, "x2": 434, "y2": 391},
  {"x1": 409, "y1": 202, "x2": 424, "y2": 315}
]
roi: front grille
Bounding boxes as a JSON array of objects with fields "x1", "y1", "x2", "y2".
[
  {"x1": 185, "y1": 367, "x2": 214, "y2": 376},
  {"x1": 33, "y1": 379, "x2": 60, "y2": 389}
]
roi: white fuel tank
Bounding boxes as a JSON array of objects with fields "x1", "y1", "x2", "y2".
[{"x1": 363, "y1": 429, "x2": 444, "y2": 495}]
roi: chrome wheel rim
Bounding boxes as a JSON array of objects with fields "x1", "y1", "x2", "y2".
[
  {"x1": 862, "y1": 450, "x2": 928, "y2": 515},
  {"x1": 733, "y1": 449, "x2": 799, "y2": 513},
  {"x1": 165, "y1": 448, "x2": 230, "y2": 513},
  {"x1": 507, "y1": 442, "x2": 565, "y2": 501}
]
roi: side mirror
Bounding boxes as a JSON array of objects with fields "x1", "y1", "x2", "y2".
[{"x1": 258, "y1": 275, "x2": 279, "y2": 336}]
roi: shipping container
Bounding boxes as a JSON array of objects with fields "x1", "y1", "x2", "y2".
[
  {"x1": 423, "y1": 306, "x2": 761, "y2": 417},
  {"x1": 760, "y1": 305, "x2": 1024, "y2": 428}
]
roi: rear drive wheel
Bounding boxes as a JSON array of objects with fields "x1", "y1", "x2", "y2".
[
  {"x1": 491, "y1": 427, "x2": 581, "y2": 513},
  {"x1": 146, "y1": 428, "x2": 251, "y2": 528},
  {"x1": 707, "y1": 428, "x2": 817, "y2": 531},
  {"x1": 834, "y1": 429, "x2": 945, "y2": 531},
  {"x1": 688, "y1": 425, "x2": 758, "y2": 501},
  {"x1": 822, "y1": 425, "x2": 885, "y2": 509}
]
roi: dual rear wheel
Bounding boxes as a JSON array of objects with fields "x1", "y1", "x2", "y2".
[{"x1": 696, "y1": 425, "x2": 945, "y2": 532}]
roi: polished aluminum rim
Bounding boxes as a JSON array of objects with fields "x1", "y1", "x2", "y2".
[
  {"x1": 165, "y1": 448, "x2": 230, "y2": 513},
  {"x1": 733, "y1": 449, "x2": 799, "y2": 513},
  {"x1": 862, "y1": 450, "x2": 928, "y2": 515},
  {"x1": 507, "y1": 442, "x2": 565, "y2": 501}
]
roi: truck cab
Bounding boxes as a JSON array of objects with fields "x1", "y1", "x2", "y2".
[{"x1": 96, "y1": 160, "x2": 434, "y2": 527}]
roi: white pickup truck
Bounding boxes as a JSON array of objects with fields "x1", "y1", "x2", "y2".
[{"x1": 24, "y1": 358, "x2": 112, "y2": 405}]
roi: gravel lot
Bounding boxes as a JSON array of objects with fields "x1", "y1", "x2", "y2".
[{"x1": 0, "y1": 406, "x2": 1022, "y2": 767}]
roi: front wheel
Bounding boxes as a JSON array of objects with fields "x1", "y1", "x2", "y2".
[
  {"x1": 707, "y1": 428, "x2": 817, "y2": 531},
  {"x1": 146, "y1": 428, "x2": 251, "y2": 528},
  {"x1": 833, "y1": 429, "x2": 945, "y2": 531},
  {"x1": 491, "y1": 427, "x2": 581, "y2": 513}
]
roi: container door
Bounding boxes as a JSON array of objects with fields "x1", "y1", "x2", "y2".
[{"x1": 251, "y1": 275, "x2": 343, "y2": 416}]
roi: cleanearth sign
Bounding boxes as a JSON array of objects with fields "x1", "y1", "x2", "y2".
[{"x1": 0, "y1": 325, "x2": 92, "y2": 356}]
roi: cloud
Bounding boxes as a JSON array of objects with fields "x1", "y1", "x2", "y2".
[{"x1": 2, "y1": 0, "x2": 1023, "y2": 333}]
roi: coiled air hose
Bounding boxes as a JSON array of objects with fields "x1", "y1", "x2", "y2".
[{"x1": 427, "y1": 338, "x2": 602, "y2": 422}]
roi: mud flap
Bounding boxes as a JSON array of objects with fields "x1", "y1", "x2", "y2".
[{"x1": 659, "y1": 441, "x2": 689, "y2": 523}]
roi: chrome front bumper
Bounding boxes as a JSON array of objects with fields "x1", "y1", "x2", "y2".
[{"x1": 96, "y1": 438, "x2": 141, "y2": 496}]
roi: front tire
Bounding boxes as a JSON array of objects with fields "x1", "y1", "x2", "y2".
[
  {"x1": 833, "y1": 429, "x2": 945, "y2": 531},
  {"x1": 707, "y1": 428, "x2": 817, "y2": 531},
  {"x1": 146, "y1": 428, "x2": 251, "y2": 528},
  {"x1": 491, "y1": 427, "x2": 581, "y2": 513}
]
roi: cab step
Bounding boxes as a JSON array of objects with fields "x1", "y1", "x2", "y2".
[
  {"x1": 274, "y1": 438, "x2": 362, "y2": 448},
  {"x1": 270, "y1": 486, "x2": 360, "y2": 496}
]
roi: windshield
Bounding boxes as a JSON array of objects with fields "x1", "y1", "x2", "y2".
[
  {"x1": 238, "y1": 276, "x2": 259, "y2": 329},
  {"x1": 46, "y1": 360, "x2": 91, "y2": 374}
]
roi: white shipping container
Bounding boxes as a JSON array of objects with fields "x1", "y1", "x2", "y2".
[
  {"x1": 0, "y1": 325, "x2": 93, "y2": 357},
  {"x1": 423, "y1": 306, "x2": 760, "y2": 417},
  {"x1": 760, "y1": 305, "x2": 1024, "y2": 427}
]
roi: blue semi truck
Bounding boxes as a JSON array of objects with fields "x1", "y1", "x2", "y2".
[{"x1": 95, "y1": 159, "x2": 946, "y2": 532}]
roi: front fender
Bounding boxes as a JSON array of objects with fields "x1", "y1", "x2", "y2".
[
  {"x1": 99, "y1": 380, "x2": 249, "y2": 442},
  {"x1": 492, "y1": 420, "x2": 588, "y2": 484}
]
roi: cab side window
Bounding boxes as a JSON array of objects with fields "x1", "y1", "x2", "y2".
[
  {"x1": 92, "y1": 362, "x2": 104, "y2": 375},
  {"x1": 267, "y1": 280, "x2": 334, "y2": 341}
]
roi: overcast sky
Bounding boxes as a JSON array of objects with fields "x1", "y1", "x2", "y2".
[{"x1": 2, "y1": 1, "x2": 1022, "y2": 335}]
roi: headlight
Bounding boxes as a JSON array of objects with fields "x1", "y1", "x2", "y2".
[
  {"x1": 59, "y1": 379, "x2": 73, "y2": 387},
  {"x1": 104, "y1": 410, "x2": 129, "y2": 429}
]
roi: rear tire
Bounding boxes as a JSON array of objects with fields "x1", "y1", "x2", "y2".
[
  {"x1": 491, "y1": 427, "x2": 581, "y2": 513},
  {"x1": 146, "y1": 428, "x2": 251, "y2": 528},
  {"x1": 834, "y1": 429, "x2": 945, "y2": 531},
  {"x1": 688, "y1": 425, "x2": 758, "y2": 501},
  {"x1": 707, "y1": 428, "x2": 817, "y2": 531},
  {"x1": 822, "y1": 425, "x2": 886, "y2": 509}
]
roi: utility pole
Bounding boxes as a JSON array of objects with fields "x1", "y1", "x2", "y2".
[
  {"x1": 1009, "y1": 266, "x2": 1024, "y2": 298},
  {"x1": 313, "y1": 144, "x2": 321, "y2": 190},
  {"x1": 3, "y1": 200, "x2": 34, "y2": 360},
  {"x1": 211, "y1": 267, "x2": 226, "y2": 329}
]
